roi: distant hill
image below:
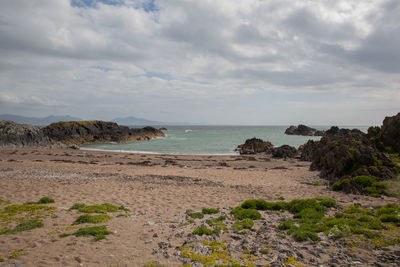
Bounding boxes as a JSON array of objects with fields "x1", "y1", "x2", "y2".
[
  {"x1": 112, "y1": 116, "x2": 163, "y2": 126},
  {"x1": 0, "y1": 114, "x2": 82, "y2": 126}
]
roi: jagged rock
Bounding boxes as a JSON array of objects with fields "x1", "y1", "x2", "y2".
[
  {"x1": 285, "y1": 124, "x2": 324, "y2": 136},
  {"x1": 235, "y1": 138, "x2": 274, "y2": 155},
  {"x1": 42, "y1": 121, "x2": 164, "y2": 145},
  {"x1": 0, "y1": 120, "x2": 165, "y2": 147},
  {"x1": 299, "y1": 140, "x2": 319, "y2": 161},
  {"x1": 0, "y1": 120, "x2": 50, "y2": 147},
  {"x1": 272, "y1": 145, "x2": 297, "y2": 158},
  {"x1": 310, "y1": 129, "x2": 398, "y2": 182},
  {"x1": 368, "y1": 112, "x2": 400, "y2": 153},
  {"x1": 159, "y1": 127, "x2": 168, "y2": 131}
]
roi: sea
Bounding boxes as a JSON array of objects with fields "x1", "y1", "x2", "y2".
[{"x1": 81, "y1": 125, "x2": 369, "y2": 155}]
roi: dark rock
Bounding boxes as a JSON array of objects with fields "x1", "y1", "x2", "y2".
[
  {"x1": 0, "y1": 120, "x2": 50, "y2": 147},
  {"x1": 299, "y1": 140, "x2": 319, "y2": 161},
  {"x1": 235, "y1": 138, "x2": 274, "y2": 155},
  {"x1": 310, "y1": 129, "x2": 398, "y2": 186},
  {"x1": 285, "y1": 124, "x2": 324, "y2": 136},
  {"x1": 0, "y1": 120, "x2": 165, "y2": 147},
  {"x1": 159, "y1": 127, "x2": 168, "y2": 131},
  {"x1": 368, "y1": 112, "x2": 400, "y2": 153},
  {"x1": 42, "y1": 121, "x2": 165, "y2": 145},
  {"x1": 272, "y1": 145, "x2": 297, "y2": 158}
]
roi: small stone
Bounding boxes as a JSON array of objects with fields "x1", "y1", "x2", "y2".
[
  {"x1": 153, "y1": 233, "x2": 159, "y2": 238},
  {"x1": 144, "y1": 221, "x2": 155, "y2": 226}
]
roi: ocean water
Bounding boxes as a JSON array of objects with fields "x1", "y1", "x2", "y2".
[
  {"x1": 81, "y1": 125, "x2": 369, "y2": 155},
  {"x1": 81, "y1": 126, "x2": 368, "y2": 155}
]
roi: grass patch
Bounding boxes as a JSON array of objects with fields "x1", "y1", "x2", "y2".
[
  {"x1": 192, "y1": 226, "x2": 220, "y2": 236},
  {"x1": 60, "y1": 225, "x2": 113, "y2": 242},
  {"x1": 231, "y1": 207, "x2": 261, "y2": 220},
  {"x1": 333, "y1": 176, "x2": 388, "y2": 197},
  {"x1": 202, "y1": 208, "x2": 219, "y2": 214},
  {"x1": 187, "y1": 212, "x2": 204, "y2": 219},
  {"x1": 72, "y1": 214, "x2": 112, "y2": 225},
  {"x1": 0, "y1": 202, "x2": 55, "y2": 233},
  {"x1": 69, "y1": 203, "x2": 119, "y2": 213}
]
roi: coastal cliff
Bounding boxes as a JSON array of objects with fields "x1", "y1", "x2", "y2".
[{"x1": 0, "y1": 120, "x2": 165, "y2": 147}]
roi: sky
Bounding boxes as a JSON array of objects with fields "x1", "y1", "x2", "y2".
[{"x1": 0, "y1": 0, "x2": 399, "y2": 125}]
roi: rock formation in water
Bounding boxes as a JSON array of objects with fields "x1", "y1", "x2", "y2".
[
  {"x1": 285, "y1": 124, "x2": 324, "y2": 136},
  {"x1": 235, "y1": 138, "x2": 274, "y2": 155},
  {"x1": 0, "y1": 120, "x2": 165, "y2": 147}
]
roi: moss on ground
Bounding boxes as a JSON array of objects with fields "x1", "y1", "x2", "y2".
[
  {"x1": 60, "y1": 225, "x2": 112, "y2": 242},
  {"x1": 69, "y1": 203, "x2": 123, "y2": 213},
  {"x1": 72, "y1": 214, "x2": 112, "y2": 225},
  {"x1": 202, "y1": 208, "x2": 219, "y2": 214},
  {"x1": 0, "y1": 199, "x2": 55, "y2": 234},
  {"x1": 187, "y1": 212, "x2": 204, "y2": 219},
  {"x1": 192, "y1": 226, "x2": 220, "y2": 236}
]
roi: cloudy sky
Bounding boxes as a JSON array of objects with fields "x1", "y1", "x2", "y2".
[{"x1": 0, "y1": 0, "x2": 399, "y2": 125}]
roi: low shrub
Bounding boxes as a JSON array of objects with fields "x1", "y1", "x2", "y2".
[{"x1": 202, "y1": 208, "x2": 219, "y2": 214}]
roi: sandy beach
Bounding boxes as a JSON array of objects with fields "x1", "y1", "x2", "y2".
[{"x1": 1, "y1": 147, "x2": 399, "y2": 266}]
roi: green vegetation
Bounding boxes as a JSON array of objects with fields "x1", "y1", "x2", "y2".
[
  {"x1": 8, "y1": 249, "x2": 27, "y2": 260},
  {"x1": 0, "y1": 254, "x2": 3, "y2": 262},
  {"x1": 315, "y1": 196, "x2": 337, "y2": 208},
  {"x1": 0, "y1": 199, "x2": 10, "y2": 205},
  {"x1": 52, "y1": 121, "x2": 100, "y2": 127},
  {"x1": 0, "y1": 200, "x2": 55, "y2": 235},
  {"x1": 72, "y1": 214, "x2": 112, "y2": 225},
  {"x1": 202, "y1": 208, "x2": 219, "y2": 214},
  {"x1": 233, "y1": 218, "x2": 254, "y2": 231},
  {"x1": 179, "y1": 241, "x2": 241, "y2": 266},
  {"x1": 143, "y1": 261, "x2": 166, "y2": 267},
  {"x1": 333, "y1": 176, "x2": 387, "y2": 197},
  {"x1": 231, "y1": 207, "x2": 261, "y2": 220},
  {"x1": 60, "y1": 225, "x2": 112, "y2": 242},
  {"x1": 332, "y1": 178, "x2": 351, "y2": 191},
  {"x1": 0, "y1": 219, "x2": 44, "y2": 235},
  {"x1": 192, "y1": 226, "x2": 220, "y2": 236},
  {"x1": 206, "y1": 215, "x2": 226, "y2": 226},
  {"x1": 187, "y1": 212, "x2": 204, "y2": 219},
  {"x1": 69, "y1": 203, "x2": 120, "y2": 213}
]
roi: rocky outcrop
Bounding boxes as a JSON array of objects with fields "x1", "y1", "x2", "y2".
[
  {"x1": 272, "y1": 145, "x2": 297, "y2": 158},
  {"x1": 368, "y1": 112, "x2": 400, "y2": 153},
  {"x1": 285, "y1": 124, "x2": 324, "y2": 136},
  {"x1": 310, "y1": 130, "x2": 398, "y2": 182},
  {"x1": 0, "y1": 120, "x2": 165, "y2": 147},
  {"x1": 0, "y1": 120, "x2": 50, "y2": 147},
  {"x1": 235, "y1": 138, "x2": 274, "y2": 155},
  {"x1": 299, "y1": 140, "x2": 319, "y2": 161}
]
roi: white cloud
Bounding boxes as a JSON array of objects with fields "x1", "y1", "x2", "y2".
[{"x1": 0, "y1": 0, "x2": 398, "y2": 124}]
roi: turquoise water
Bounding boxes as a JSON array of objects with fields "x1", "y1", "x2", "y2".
[{"x1": 81, "y1": 125, "x2": 369, "y2": 155}]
